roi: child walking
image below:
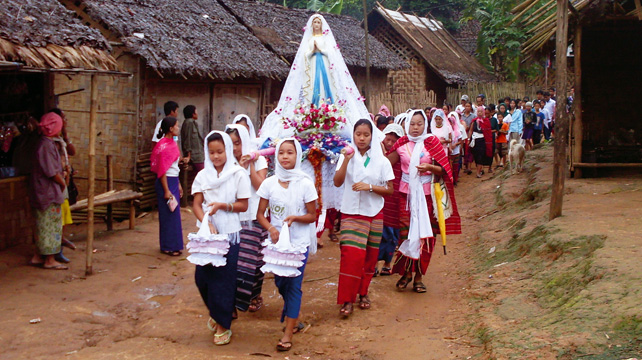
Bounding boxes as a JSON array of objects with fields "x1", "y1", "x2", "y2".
[
  {"x1": 225, "y1": 124, "x2": 268, "y2": 313},
  {"x1": 190, "y1": 131, "x2": 251, "y2": 346},
  {"x1": 334, "y1": 119, "x2": 395, "y2": 317},
  {"x1": 256, "y1": 138, "x2": 318, "y2": 352}
]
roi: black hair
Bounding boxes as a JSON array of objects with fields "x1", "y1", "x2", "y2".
[
  {"x1": 374, "y1": 113, "x2": 383, "y2": 122},
  {"x1": 376, "y1": 115, "x2": 388, "y2": 128},
  {"x1": 536, "y1": 90, "x2": 544, "y2": 95},
  {"x1": 533, "y1": 100, "x2": 541, "y2": 106},
  {"x1": 549, "y1": 87, "x2": 556, "y2": 91},
  {"x1": 523, "y1": 96, "x2": 530, "y2": 101},
  {"x1": 157, "y1": 116, "x2": 178, "y2": 138},
  {"x1": 543, "y1": 91, "x2": 551, "y2": 97},
  {"x1": 387, "y1": 116, "x2": 394, "y2": 123},
  {"x1": 354, "y1": 118, "x2": 373, "y2": 134},
  {"x1": 164, "y1": 101, "x2": 179, "y2": 116},
  {"x1": 207, "y1": 132, "x2": 224, "y2": 145},
  {"x1": 225, "y1": 127, "x2": 239, "y2": 138},
  {"x1": 49, "y1": 108, "x2": 63, "y2": 117},
  {"x1": 183, "y1": 105, "x2": 196, "y2": 119},
  {"x1": 488, "y1": 103, "x2": 496, "y2": 111}
]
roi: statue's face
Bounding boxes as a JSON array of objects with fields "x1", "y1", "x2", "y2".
[{"x1": 312, "y1": 18, "x2": 322, "y2": 32}]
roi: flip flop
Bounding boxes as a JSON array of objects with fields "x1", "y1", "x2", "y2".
[
  {"x1": 339, "y1": 303, "x2": 353, "y2": 317},
  {"x1": 207, "y1": 317, "x2": 217, "y2": 332},
  {"x1": 413, "y1": 282, "x2": 427, "y2": 293},
  {"x1": 43, "y1": 264, "x2": 68, "y2": 270},
  {"x1": 214, "y1": 329, "x2": 232, "y2": 346},
  {"x1": 276, "y1": 340, "x2": 292, "y2": 352},
  {"x1": 161, "y1": 250, "x2": 182, "y2": 256},
  {"x1": 396, "y1": 275, "x2": 412, "y2": 291},
  {"x1": 329, "y1": 233, "x2": 339, "y2": 242},
  {"x1": 380, "y1": 267, "x2": 392, "y2": 276},
  {"x1": 28, "y1": 260, "x2": 43, "y2": 268},
  {"x1": 359, "y1": 295, "x2": 371, "y2": 310}
]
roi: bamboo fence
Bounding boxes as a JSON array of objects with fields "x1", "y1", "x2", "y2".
[
  {"x1": 368, "y1": 90, "x2": 437, "y2": 115},
  {"x1": 446, "y1": 82, "x2": 540, "y2": 107}
]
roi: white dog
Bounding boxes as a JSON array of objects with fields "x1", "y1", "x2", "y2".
[{"x1": 508, "y1": 139, "x2": 525, "y2": 174}]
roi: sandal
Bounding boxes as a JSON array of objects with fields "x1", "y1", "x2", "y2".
[
  {"x1": 380, "y1": 267, "x2": 392, "y2": 276},
  {"x1": 283, "y1": 321, "x2": 306, "y2": 334},
  {"x1": 207, "y1": 317, "x2": 217, "y2": 332},
  {"x1": 396, "y1": 275, "x2": 412, "y2": 291},
  {"x1": 161, "y1": 250, "x2": 182, "y2": 256},
  {"x1": 214, "y1": 329, "x2": 232, "y2": 346},
  {"x1": 248, "y1": 296, "x2": 263, "y2": 312},
  {"x1": 359, "y1": 295, "x2": 371, "y2": 310},
  {"x1": 413, "y1": 282, "x2": 427, "y2": 293},
  {"x1": 339, "y1": 302, "x2": 353, "y2": 317},
  {"x1": 329, "y1": 233, "x2": 339, "y2": 242},
  {"x1": 43, "y1": 264, "x2": 68, "y2": 270},
  {"x1": 276, "y1": 340, "x2": 292, "y2": 352}
]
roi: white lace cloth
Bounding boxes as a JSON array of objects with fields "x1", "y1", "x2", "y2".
[
  {"x1": 186, "y1": 218, "x2": 231, "y2": 267},
  {"x1": 300, "y1": 159, "x2": 344, "y2": 210}
]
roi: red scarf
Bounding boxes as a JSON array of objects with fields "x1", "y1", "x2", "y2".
[
  {"x1": 475, "y1": 117, "x2": 493, "y2": 157},
  {"x1": 151, "y1": 137, "x2": 180, "y2": 178},
  {"x1": 387, "y1": 135, "x2": 461, "y2": 235}
]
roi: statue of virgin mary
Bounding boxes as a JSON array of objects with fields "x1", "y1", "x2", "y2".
[{"x1": 259, "y1": 14, "x2": 370, "y2": 142}]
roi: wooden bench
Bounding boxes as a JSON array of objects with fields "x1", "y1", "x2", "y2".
[{"x1": 70, "y1": 189, "x2": 143, "y2": 230}]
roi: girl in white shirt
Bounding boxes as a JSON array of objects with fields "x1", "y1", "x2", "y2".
[
  {"x1": 191, "y1": 131, "x2": 251, "y2": 346},
  {"x1": 225, "y1": 124, "x2": 268, "y2": 314},
  {"x1": 333, "y1": 119, "x2": 394, "y2": 317},
  {"x1": 256, "y1": 138, "x2": 318, "y2": 352}
]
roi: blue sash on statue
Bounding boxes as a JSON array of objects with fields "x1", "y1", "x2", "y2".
[{"x1": 311, "y1": 52, "x2": 334, "y2": 106}]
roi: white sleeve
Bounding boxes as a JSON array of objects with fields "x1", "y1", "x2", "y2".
[
  {"x1": 191, "y1": 172, "x2": 205, "y2": 195},
  {"x1": 381, "y1": 161, "x2": 395, "y2": 182},
  {"x1": 302, "y1": 179, "x2": 319, "y2": 203},
  {"x1": 256, "y1": 176, "x2": 273, "y2": 200},
  {"x1": 255, "y1": 156, "x2": 268, "y2": 172},
  {"x1": 335, "y1": 154, "x2": 345, "y2": 170},
  {"x1": 235, "y1": 172, "x2": 252, "y2": 200}
]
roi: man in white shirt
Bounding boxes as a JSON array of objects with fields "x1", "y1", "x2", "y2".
[
  {"x1": 455, "y1": 95, "x2": 469, "y2": 114},
  {"x1": 542, "y1": 92, "x2": 556, "y2": 141}
]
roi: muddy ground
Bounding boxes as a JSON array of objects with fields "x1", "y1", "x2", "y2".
[{"x1": 1, "y1": 144, "x2": 640, "y2": 359}]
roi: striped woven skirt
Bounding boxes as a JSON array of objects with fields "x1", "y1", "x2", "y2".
[
  {"x1": 392, "y1": 193, "x2": 438, "y2": 276},
  {"x1": 235, "y1": 220, "x2": 267, "y2": 312},
  {"x1": 337, "y1": 212, "x2": 383, "y2": 304}
]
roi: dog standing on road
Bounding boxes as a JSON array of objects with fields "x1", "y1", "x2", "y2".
[{"x1": 509, "y1": 139, "x2": 525, "y2": 174}]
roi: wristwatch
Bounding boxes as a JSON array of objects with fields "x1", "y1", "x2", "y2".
[{"x1": 369, "y1": 184, "x2": 373, "y2": 192}]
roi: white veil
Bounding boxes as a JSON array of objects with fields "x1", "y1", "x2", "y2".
[{"x1": 259, "y1": 14, "x2": 370, "y2": 143}]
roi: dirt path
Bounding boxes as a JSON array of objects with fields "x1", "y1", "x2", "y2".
[{"x1": 0, "y1": 180, "x2": 480, "y2": 359}]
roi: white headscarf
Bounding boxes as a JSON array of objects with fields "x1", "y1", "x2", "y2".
[
  {"x1": 232, "y1": 114, "x2": 256, "y2": 139},
  {"x1": 274, "y1": 138, "x2": 318, "y2": 254},
  {"x1": 393, "y1": 113, "x2": 407, "y2": 127},
  {"x1": 400, "y1": 109, "x2": 434, "y2": 260},
  {"x1": 224, "y1": 124, "x2": 252, "y2": 174},
  {"x1": 152, "y1": 120, "x2": 163, "y2": 142},
  {"x1": 259, "y1": 14, "x2": 369, "y2": 142},
  {"x1": 430, "y1": 109, "x2": 452, "y2": 141},
  {"x1": 199, "y1": 130, "x2": 247, "y2": 239},
  {"x1": 347, "y1": 119, "x2": 386, "y2": 184},
  {"x1": 383, "y1": 123, "x2": 404, "y2": 138}
]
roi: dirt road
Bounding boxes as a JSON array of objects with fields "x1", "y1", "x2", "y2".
[{"x1": 0, "y1": 185, "x2": 476, "y2": 359}]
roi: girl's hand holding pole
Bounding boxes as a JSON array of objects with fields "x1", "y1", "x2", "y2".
[
  {"x1": 283, "y1": 216, "x2": 297, "y2": 227},
  {"x1": 268, "y1": 226, "x2": 279, "y2": 242}
]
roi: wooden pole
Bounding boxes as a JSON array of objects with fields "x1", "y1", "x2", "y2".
[
  {"x1": 86, "y1": 74, "x2": 98, "y2": 275},
  {"x1": 549, "y1": 0, "x2": 569, "y2": 220},
  {"x1": 362, "y1": 0, "x2": 371, "y2": 107},
  {"x1": 106, "y1": 155, "x2": 113, "y2": 231},
  {"x1": 572, "y1": 24, "x2": 583, "y2": 178}
]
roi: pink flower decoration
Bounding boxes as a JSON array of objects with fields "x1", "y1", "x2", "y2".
[
  {"x1": 357, "y1": 96, "x2": 366, "y2": 102},
  {"x1": 302, "y1": 26, "x2": 307, "y2": 32},
  {"x1": 335, "y1": 44, "x2": 340, "y2": 49}
]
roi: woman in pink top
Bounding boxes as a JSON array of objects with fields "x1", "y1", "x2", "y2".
[{"x1": 386, "y1": 110, "x2": 461, "y2": 293}]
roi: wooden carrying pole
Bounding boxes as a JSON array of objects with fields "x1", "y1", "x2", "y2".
[
  {"x1": 86, "y1": 74, "x2": 98, "y2": 275},
  {"x1": 549, "y1": 0, "x2": 569, "y2": 220}
]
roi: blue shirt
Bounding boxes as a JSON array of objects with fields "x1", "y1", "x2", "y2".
[{"x1": 509, "y1": 110, "x2": 523, "y2": 134}]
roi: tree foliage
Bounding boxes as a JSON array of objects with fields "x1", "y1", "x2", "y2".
[{"x1": 460, "y1": 0, "x2": 526, "y2": 80}]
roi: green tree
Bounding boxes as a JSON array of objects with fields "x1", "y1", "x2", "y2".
[{"x1": 461, "y1": 0, "x2": 526, "y2": 80}]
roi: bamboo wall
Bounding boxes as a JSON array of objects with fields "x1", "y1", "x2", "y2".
[
  {"x1": 446, "y1": 81, "x2": 540, "y2": 108},
  {"x1": 54, "y1": 53, "x2": 140, "y2": 197},
  {"x1": 368, "y1": 90, "x2": 437, "y2": 115}
]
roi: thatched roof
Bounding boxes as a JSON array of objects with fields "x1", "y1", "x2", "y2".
[
  {"x1": 368, "y1": 5, "x2": 495, "y2": 84},
  {"x1": 219, "y1": 0, "x2": 408, "y2": 70},
  {"x1": 512, "y1": 0, "x2": 641, "y2": 58},
  {"x1": 79, "y1": 0, "x2": 289, "y2": 79},
  {"x1": 0, "y1": 0, "x2": 118, "y2": 71}
]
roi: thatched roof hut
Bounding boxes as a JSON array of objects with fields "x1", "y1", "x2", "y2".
[
  {"x1": 0, "y1": 0, "x2": 118, "y2": 71},
  {"x1": 367, "y1": 5, "x2": 494, "y2": 85},
  {"x1": 78, "y1": 0, "x2": 289, "y2": 79},
  {"x1": 219, "y1": 0, "x2": 407, "y2": 71}
]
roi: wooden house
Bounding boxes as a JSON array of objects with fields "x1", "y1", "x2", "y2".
[
  {"x1": 513, "y1": 0, "x2": 642, "y2": 177},
  {"x1": 366, "y1": 5, "x2": 495, "y2": 105},
  {"x1": 0, "y1": 0, "x2": 120, "y2": 250}
]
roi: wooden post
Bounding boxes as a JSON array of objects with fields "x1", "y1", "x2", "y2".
[
  {"x1": 549, "y1": 0, "x2": 569, "y2": 220},
  {"x1": 129, "y1": 200, "x2": 136, "y2": 230},
  {"x1": 572, "y1": 25, "x2": 583, "y2": 178},
  {"x1": 86, "y1": 74, "x2": 98, "y2": 275},
  {"x1": 106, "y1": 155, "x2": 113, "y2": 231},
  {"x1": 362, "y1": 0, "x2": 371, "y2": 106}
]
